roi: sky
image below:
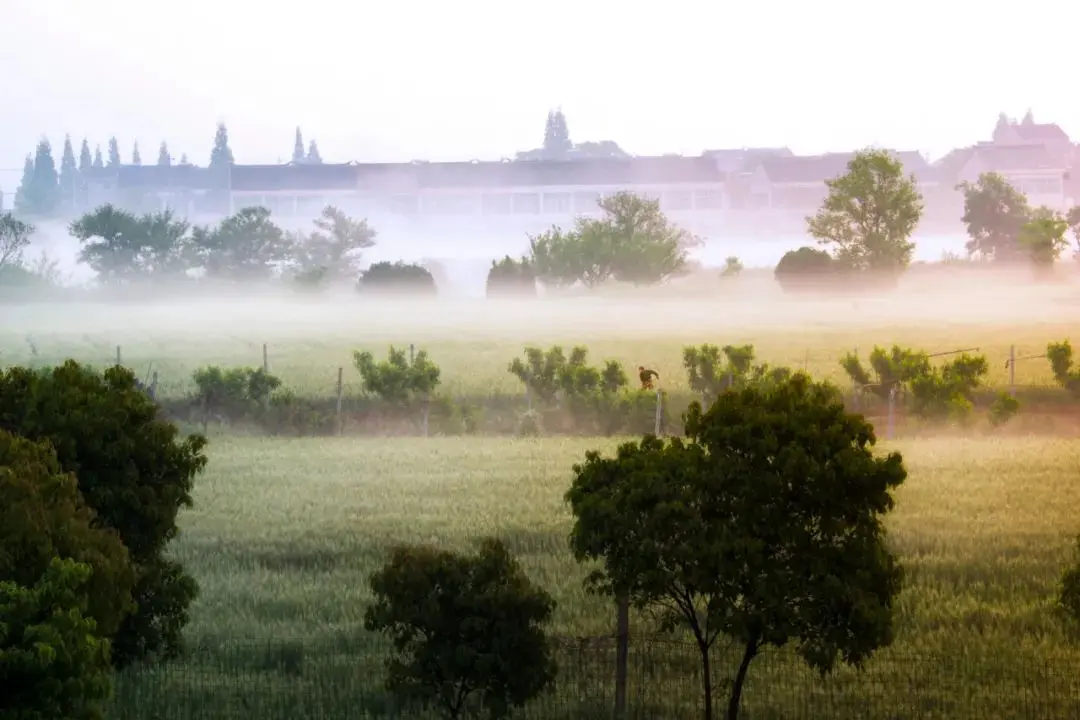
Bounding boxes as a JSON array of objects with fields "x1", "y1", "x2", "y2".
[{"x1": 0, "y1": 0, "x2": 1075, "y2": 193}]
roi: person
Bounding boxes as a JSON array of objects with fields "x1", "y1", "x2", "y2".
[{"x1": 638, "y1": 366, "x2": 659, "y2": 390}]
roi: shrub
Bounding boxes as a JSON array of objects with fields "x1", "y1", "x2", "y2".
[
  {"x1": 989, "y1": 392, "x2": 1020, "y2": 427},
  {"x1": 1047, "y1": 340, "x2": 1080, "y2": 394},
  {"x1": 191, "y1": 365, "x2": 282, "y2": 423},
  {"x1": 0, "y1": 361, "x2": 207, "y2": 667},
  {"x1": 486, "y1": 256, "x2": 537, "y2": 298},
  {"x1": 357, "y1": 261, "x2": 437, "y2": 297},
  {"x1": 774, "y1": 246, "x2": 836, "y2": 292}
]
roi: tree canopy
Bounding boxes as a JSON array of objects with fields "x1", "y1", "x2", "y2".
[
  {"x1": 958, "y1": 172, "x2": 1031, "y2": 262},
  {"x1": 566, "y1": 372, "x2": 906, "y2": 720}
]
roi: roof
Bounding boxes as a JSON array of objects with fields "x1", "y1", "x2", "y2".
[
  {"x1": 966, "y1": 143, "x2": 1066, "y2": 174},
  {"x1": 759, "y1": 150, "x2": 932, "y2": 184},
  {"x1": 1011, "y1": 123, "x2": 1070, "y2": 143},
  {"x1": 84, "y1": 164, "x2": 215, "y2": 190},
  {"x1": 702, "y1": 147, "x2": 793, "y2": 174},
  {"x1": 227, "y1": 156, "x2": 728, "y2": 193}
]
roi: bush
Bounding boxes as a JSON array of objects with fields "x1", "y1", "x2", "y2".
[
  {"x1": 0, "y1": 557, "x2": 114, "y2": 720},
  {"x1": 989, "y1": 392, "x2": 1020, "y2": 426},
  {"x1": 0, "y1": 429, "x2": 135, "y2": 643},
  {"x1": 364, "y1": 539, "x2": 557, "y2": 719},
  {"x1": 357, "y1": 261, "x2": 437, "y2": 297},
  {"x1": 774, "y1": 246, "x2": 836, "y2": 292},
  {"x1": 1047, "y1": 340, "x2": 1080, "y2": 394},
  {"x1": 0, "y1": 361, "x2": 207, "y2": 667},
  {"x1": 486, "y1": 256, "x2": 537, "y2": 298},
  {"x1": 191, "y1": 365, "x2": 282, "y2": 424}
]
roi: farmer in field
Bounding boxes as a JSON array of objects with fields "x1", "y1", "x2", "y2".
[{"x1": 638, "y1": 366, "x2": 659, "y2": 390}]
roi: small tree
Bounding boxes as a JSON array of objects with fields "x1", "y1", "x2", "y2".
[
  {"x1": 682, "y1": 343, "x2": 761, "y2": 403},
  {"x1": 353, "y1": 346, "x2": 441, "y2": 408},
  {"x1": 0, "y1": 557, "x2": 114, "y2": 720},
  {"x1": 841, "y1": 345, "x2": 931, "y2": 399},
  {"x1": 194, "y1": 206, "x2": 293, "y2": 281},
  {"x1": 0, "y1": 361, "x2": 208, "y2": 668},
  {"x1": 807, "y1": 149, "x2": 922, "y2": 275},
  {"x1": 485, "y1": 256, "x2": 537, "y2": 298},
  {"x1": 357, "y1": 261, "x2": 437, "y2": 297},
  {"x1": 719, "y1": 256, "x2": 743, "y2": 277},
  {"x1": 959, "y1": 172, "x2": 1031, "y2": 261},
  {"x1": 774, "y1": 246, "x2": 836, "y2": 292},
  {"x1": 567, "y1": 374, "x2": 906, "y2": 720},
  {"x1": 1019, "y1": 207, "x2": 1070, "y2": 268},
  {"x1": 364, "y1": 539, "x2": 557, "y2": 719},
  {"x1": 291, "y1": 127, "x2": 305, "y2": 164},
  {"x1": 0, "y1": 213, "x2": 34, "y2": 270},
  {"x1": 191, "y1": 365, "x2": 282, "y2": 422},
  {"x1": 1046, "y1": 340, "x2": 1080, "y2": 394},
  {"x1": 291, "y1": 205, "x2": 376, "y2": 283}
]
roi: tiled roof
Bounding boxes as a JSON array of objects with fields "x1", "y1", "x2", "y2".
[
  {"x1": 969, "y1": 143, "x2": 1066, "y2": 173},
  {"x1": 1011, "y1": 123, "x2": 1070, "y2": 143},
  {"x1": 760, "y1": 150, "x2": 932, "y2": 184},
  {"x1": 230, "y1": 163, "x2": 360, "y2": 191},
  {"x1": 702, "y1": 147, "x2": 793, "y2": 174}
]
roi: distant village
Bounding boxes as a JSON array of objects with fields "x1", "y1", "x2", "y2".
[{"x1": 9, "y1": 110, "x2": 1076, "y2": 238}]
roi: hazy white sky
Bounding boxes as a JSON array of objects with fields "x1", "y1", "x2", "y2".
[{"x1": 0, "y1": 0, "x2": 1074, "y2": 185}]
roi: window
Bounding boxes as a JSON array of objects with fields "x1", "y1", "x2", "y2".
[
  {"x1": 512, "y1": 193, "x2": 541, "y2": 214},
  {"x1": 693, "y1": 189, "x2": 724, "y2": 210},
  {"x1": 542, "y1": 192, "x2": 572, "y2": 214},
  {"x1": 482, "y1": 193, "x2": 513, "y2": 215},
  {"x1": 573, "y1": 192, "x2": 602, "y2": 213},
  {"x1": 663, "y1": 191, "x2": 693, "y2": 212}
]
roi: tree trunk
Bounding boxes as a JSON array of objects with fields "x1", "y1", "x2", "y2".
[
  {"x1": 698, "y1": 639, "x2": 713, "y2": 720},
  {"x1": 726, "y1": 637, "x2": 759, "y2": 720}
]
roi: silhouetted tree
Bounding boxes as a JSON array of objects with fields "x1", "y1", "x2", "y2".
[
  {"x1": 157, "y1": 142, "x2": 171, "y2": 167},
  {"x1": 92, "y1": 145, "x2": 105, "y2": 170},
  {"x1": 59, "y1": 135, "x2": 78, "y2": 210},
  {"x1": 107, "y1": 137, "x2": 121, "y2": 168},
  {"x1": 292, "y1": 127, "x2": 305, "y2": 164},
  {"x1": 306, "y1": 140, "x2": 322, "y2": 164},
  {"x1": 131, "y1": 142, "x2": 142, "y2": 166}
]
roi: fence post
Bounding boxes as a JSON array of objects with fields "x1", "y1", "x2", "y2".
[
  {"x1": 1009, "y1": 344, "x2": 1016, "y2": 397},
  {"x1": 336, "y1": 367, "x2": 344, "y2": 437},
  {"x1": 150, "y1": 371, "x2": 158, "y2": 401},
  {"x1": 115, "y1": 345, "x2": 122, "y2": 367},
  {"x1": 654, "y1": 389, "x2": 662, "y2": 436},
  {"x1": 614, "y1": 596, "x2": 629, "y2": 720},
  {"x1": 886, "y1": 385, "x2": 896, "y2": 440}
]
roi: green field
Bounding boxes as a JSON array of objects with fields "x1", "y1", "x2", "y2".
[{"x1": 104, "y1": 434, "x2": 1080, "y2": 719}]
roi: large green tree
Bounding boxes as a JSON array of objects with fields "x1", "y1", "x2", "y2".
[
  {"x1": 566, "y1": 373, "x2": 906, "y2": 720},
  {"x1": 958, "y1": 172, "x2": 1031, "y2": 261},
  {"x1": 807, "y1": 149, "x2": 922, "y2": 274},
  {"x1": 1019, "y1": 207, "x2": 1069, "y2": 269},
  {"x1": 195, "y1": 206, "x2": 291, "y2": 281},
  {"x1": 528, "y1": 192, "x2": 693, "y2": 288},
  {"x1": 16, "y1": 139, "x2": 61, "y2": 216},
  {"x1": 0, "y1": 361, "x2": 209, "y2": 667},
  {"x1": 364, "y1": 538, "x2": 557, "y2": 719},
  {"x1": 290, "y1": 205, "x2": 376, "y2": 282},
  {"x1": 71, "y1": 205, "x2": 195, "y2": 283}
]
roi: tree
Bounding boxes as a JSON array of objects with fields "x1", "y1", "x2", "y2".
[
  {"x1": 527, "y1": 192, "x2": 693, "y2": 288},
  {"x1": 194, "y1": 206, "x2": 291, "y2": 281},
  {"x1": 720, "y1": 255, "x2": 743, "y2": 277},
  {"x1": 179, "y1": 153, "x2": 190, "y2": 166},
  {"x1": 543, "y1": 109, "x2": 572, "y2": 158},
  {"x1": 485, "y1": 256, "x2": 537, "y2": 298},
  {"x1": 209, "y1": 122, "x2": 234, "y2": 168},
  {"x1": 1019, "y1": 207, "x2": 1070, "y2": 268},
  {"x1": 364, "y1": 539, "x2": 557, "y2": 720},
  {"x1": 0, "y1": 213, "x2": 34, "y2": 270},
  {"x1": 156, "y1": 141, "x2": 171, "y2": 167},
  {"x1": 353, "y1": 345, "x2": 441, "y2": 407},
  {"x1": 958, "y1": 172, "x2": 1031, "y2": 261},
  {"x1": 566, "y1": 373, "x2": 906, "y2": 720},
  {"x1": 774, "y1": 246, "x2": 836, "y2": 292},
  {"x1": 92, "y1": 145, "x2": 104, "y2": 170},
  {"x1": 107, "y1": 137, "x2": 121, "y2": 168},
  {"x1": 292, "y1": 127, "x2": 305, "y2": 163},
  {"x1": 306, "y1": 140, "x2": 322, "y2": 164},
  {"x1": 0, "y1": 557, "x2": 114, "y2": 720},
  {"x1": 0, "y1": 428, "x2": 135, "y2": 644},
  {"x1": 13, "y1": 155, "x2": 33, "y2": 215},
  {"x1": 59, "y1": 135, "x2": 78, "y2": 210},
  {"x1": 357, "y1": 261, "x2": 438, "y2": 296},
  {"x1": 291, "y1": 205, "x2": 376, "y2": 282},
  {"x1": 71, "y1": 205, "x2": 195, "y2": 283},
  {"x1": 807, "y1": 149, "x2": 922, "y2": 274},
  {"x1": 78, "y1": 139, "x2": 92, "y2": 175},
  {"x1": 0, "y1": 361, "x2": 208, "y2": 667},
  {"x1": 131, "y1": 142, "x2": 142, "y2": 166}
]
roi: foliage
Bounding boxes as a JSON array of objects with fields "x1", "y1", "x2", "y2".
[
  {"x1": 0, "y1": 557, "x2": 114, "y2": 720},
  {"x1": 720, "y1": 256, "x2": 743, "y2": 277},
  {"x1": 0, "y1": 213, "x2": 34, "y2": 271},
  {"x1": 291, "y1": 205, "x2": 376, "y2": 283},
  {"x1": 196, "y1": 206, "x2": 293, "y2": 281},
  {"x1": 958, "y1": 173, "x2": 1031, "y2": 262},
  {"x1": 774, "y1": 246, "x2": 836, "y2": 292},
  {"x1": 1059, "y1": 537, "x2": 1080, "y2": 628},
  {"x1": 209, "y1": 122, "x2": 234, "y2": 169},
  {"x1": 192, "y1": 365, "x2": 282, "y2": 420},
  {"x1": 16, "y1": 139, "x2": 61, "y2": 217},
  {"x1": 292, "y1": 128, "x2": 305, "y2": 164},
  {"x1": 364, "y1": 538, "x2": 557, "y2": 720},
  {"x1": 841, "y1": 345, "x2": 931, "y2": 399},
  {"x1": 1019, "y1": 207, "x2": 1070, "y2": 267},
  {"x1": 157, "y1": 142, "x2": 172, "y2": 167},
  {"x1": 1046, "y1": 340, "x2": 1080, "y2": 394},
  {"x1": 542, "y1": 109, "x2": 573, "y2": 158},
  {"x1": 357, "y1": 261, "x2": 438, "y2": 297},
  {"x1": 989, "y1": 392, "x2": 1020, "y2": 427},
  {"x1": 566, "y1": 373, "x2": 906, "y2": 720},
  {"x1": 59, "y1": 136, "x2": 78, "y2": 212},
  {"x1": 354, "y1": 346, "x2": 441, "y2": 407},
  {"x1": 0, "y1": 361, "x2": 208, "y2": 667},
  {"x1": 107, "y1": 138, "x2": 121, "y2": 168},
  {"x1": 527, "y1": 192, "x2": 693, "y2": 288},
  {"x1": 485, "y1": 256, "x2": 537, "y2": 298},
  {"x1": 806, "y1": 149, "x2": 922, "y2": 274},
  {"x1": 681, "y1": 343, "x2": 789, "y2": 405},
  {"x1": 0, "y1": 429, "x2": 135, "y2": 642},
  {"x1": 71, "y1": 205, "x2": 195, "y2": 283},
  {"x1": 1067, "y1": 206, "x2": 1080, "y2": 259}
]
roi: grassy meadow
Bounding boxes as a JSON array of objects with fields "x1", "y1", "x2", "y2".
[{"x1": 105, "y1": 435, "x2": 1080, "y2": 719}]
